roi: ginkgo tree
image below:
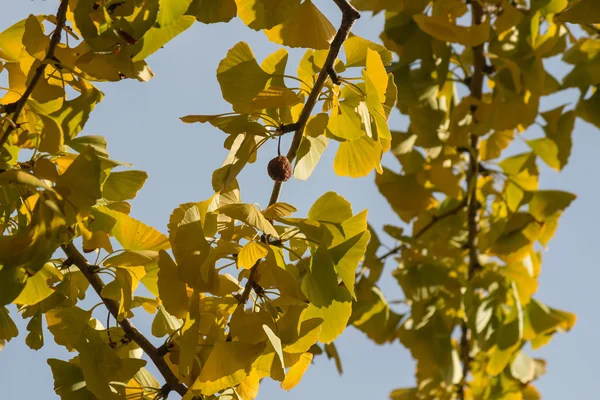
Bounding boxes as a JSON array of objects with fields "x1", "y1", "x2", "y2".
[{"x1": 0, "y1": 0, "x2": 597, "y2": 399}]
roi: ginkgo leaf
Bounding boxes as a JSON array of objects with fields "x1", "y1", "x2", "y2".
[
  {"x1": 265, "y1": 0, "x2": 336, "y2": 50},
  {"x1": 48, "y1": 359, "x2": 94, "y2": 400},
  {"x1": 132, "y1": 15, "x2": 195, "y2": 62},
  {"x1": 301, "y1": 287, "x2": 352, "y2": 343},
  {"x1": 294, "y1": 135, "x2": 328, "y2": 180},
  {"x1": 216, "y1": 203, "x2": 279, "y2": 237},
  {"x1": 180, "y1": 114, "x2": 269, "y2": 136},
  {"x1": 217, "y1": 42, "x2": 271, "y2": 112},
  {"x1": 187, "y1": 0, "x2": 237, "y2": 24},
  {"x1": 103, "y1": 250, "x2": 159, "y2": 267},
  {"x1": 481, "y1": 130, "x2": 514, "y2": 161},
  {"x1": 327, "y1": 102, "x2": 365, "y2": 140},
  {"x1": 262, "y1": 203, "x2": 297, "y2": 219},
  {"x1": 13, "y1": 263, "x2": 62, "y2": 306},
  {"x1": 281, "y1": 352, "x2": 313, "y2": 391},
  {"x1": 334, "y1": 135, "x2": 383, "y2": 178},
  {"x1": 193, "y1": 341, "x2": 264, "y2": 394},
  {"x1": 557, "y1": 0, "x2": 599, "y2": 24},
  {"x1": 413, "y1": 14, "x2": 490, "y2": 47},
  {"x1": 263, "y1": 324, "x2": 285, "y2": 372},
  {"x1": 99, "y1": 207, "x2": 170, "y2": 251},
  {"x1": 345, "y1": 34, "x2": 393, "y2": 68},
  {"x1": 157, "y1": 250, "x2": 188, "y2": 319},
  {"x1": 328, "y1": 230, "x2": 370, "y2": 299},
  {"x1": 308, "y1": 191, "x2": 353, "y2": 224},
  {"x1": 158, "y1": 0, "x2": 194, "y2": 27},
  {"x1": 235, "y1": 0, "x2": 301, "y2": 30},
  {"x1": 0, "y1": 307, "x2": 18, "y2": 342},
  {"x1": 238, "y1": 241, "x2": 269, "y2": 269},
  {"x1": 102, "y1": 171, "x2": 148, "y2": 201},
  {"x1": 251, "y1": 86, "x2": 302, "y2": 109},
  {"x1": 528, "y1": 190, "x2": 576, "y2": 221}
]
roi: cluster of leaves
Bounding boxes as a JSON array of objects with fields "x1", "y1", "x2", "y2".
[{"x1": 0, "y1": 0, "x2": 597, "y2": 399}]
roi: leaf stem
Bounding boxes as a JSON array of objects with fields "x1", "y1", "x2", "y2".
[
  {"x1": 238, "y1": 0, "x2": 361, "y2": 308},
  {"x1": 0, "y1": 0, "x2": 70, "y2": 148}
]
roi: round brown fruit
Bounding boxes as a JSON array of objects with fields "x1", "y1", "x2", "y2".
[{"x1": 267, "y1": 155, "x2": 292, "y2": 182}]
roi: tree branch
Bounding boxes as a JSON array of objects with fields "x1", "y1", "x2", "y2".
[
  {"x1": 239, "y1": 0, "x2": 361, "y2": 307},
  {"x1": 0, "y1": 0, "x2": 70, "y2": 148},
  {"x1": 376, "y1": 198, "x2": 469, "y2": 262},
  {"x1": 459, "y1": 1, "x2": 486, "y2": 398},
  {"x1": 61, "y1": 243, "x2": 188, "y2": 398}
]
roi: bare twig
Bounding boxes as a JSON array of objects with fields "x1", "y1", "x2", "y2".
[
  {"x1": 61, "y1": 243, "x2": 188, "y2": 397},
  {"x1": 239, "y1": 0, "x2": 361, "y2": 307},
  {"x1": 0, "y1": 0, "x2": 70, "y2": 148},
  {"x1": 458, "y1": 1, "x2": 486, "y2": 399}
]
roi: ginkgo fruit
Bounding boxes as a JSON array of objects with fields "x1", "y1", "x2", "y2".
[{"x1": 267, "y1": 155, "x2": 292, "y2": 182}]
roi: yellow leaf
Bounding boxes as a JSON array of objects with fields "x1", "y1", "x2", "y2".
[
  {"x1": 235, "y1": 0, "x2": 301, "y2": 30},
  {"x1": 334, "y1": 135, "x2": 383, "y2": 178},
  {"x1": 13, "y1": 263, "x2": 62, "y2": 306},
  {"x1": 294, "y1": 134, "x2": 328, "y2": 181},
  {"x1": 250, "y1": 86, "x2": 302, "y2": 109},
  {"x1": 216, "y1": 203, "x2": 279, "y2": 237},
  {"x1": 238, "y1": 242, "x2": 269, "y2": 269},
  {"x1": 344, "y1": 34, "x2": 393, "y2": 68},
  {"x1": 481, "y1": 130, "x2": 514, "y2": 161},
  {"x1": 281, "y1": 352, "x2": 313, "y2": 391},
  {"x1": 192, "y1": 341, "x2": 264, "y2": 394},
  {"x1": 99, "y1": 207, "x2": 170, "y2": 251},
  {"x1": 217, "y1": 42, "x2": 271, "y2": 112},
  {"x1": 262, "y1": 203, "x2": 297, "y2": 219},
  {"x1": 301, "y1": 288, "x2": 352, "y2": 343},
  {"x1": 157, "y1": 250, "x2": 189, "y2": 319},
  {"x1": 558, "y1": 0, "x2": 600, "y2": 24},
  {"x1": 308, "y1": 191, "x2": 353, "y2": 223},
  {"x1": 265, "y1": 0, "x2": 336, "y2": 50},
  {"x1": 413, "y1": 14, "x2": 490, "y2": 47}
]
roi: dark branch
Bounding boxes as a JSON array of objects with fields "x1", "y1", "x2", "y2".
[
  {"x1": 376, "y1": 198, "x2": 469, "y2": 262},
  {"x1": 0, "y1": 0, "x2": 70, "y2": 148},
  {"x1": 459, "y1": 1, "x2": 486, "y2": 399},
  {"x1": 61, "y1": 243, "x2": 188, "y2": 397},
  {"x1": 241, "y1": 0, "x2": 361, "y2": 304}
]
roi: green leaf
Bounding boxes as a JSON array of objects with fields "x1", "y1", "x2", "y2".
[
  {"x1": 528, "y1": 190, "x2": 576, "y2": 220},
  {"x1": 265, "y1": 0, "x2": 336, "y2": 50},
  {"x1": 217, "y1": 203, "x2": 279, "y2": 237},
  {"x1": 301, "y1": 287, "x2": 352, "y2": 343},
  {"x1": 132, "y1": 15, "x2": 195, "y2": 62},
  {"x1": 48, "y1": 358, "x2": 95, "y2": 400},
  {"x1": 0, "y1": 307, "x2": 18, "y2": 342},
  {"x1": 158, "y1": 0, "x2": 194, "y2": 27},
  {"x1": 102, "y1": 170, "x2": 148, "y2": 201},
  {"x1": 217, "y1": 42, "x2": 271, "y2": 112}
]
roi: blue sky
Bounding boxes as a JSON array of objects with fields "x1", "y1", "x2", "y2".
[{"x1": 1, "y1": 1, "x2": 599, "y2": 399}]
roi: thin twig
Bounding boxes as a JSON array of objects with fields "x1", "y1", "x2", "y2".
[
  {"x1": 61, "y1": 243, "x2": 188, "y2": 397},
  {"x1": 238, "y1": 0, "x2": 361, "y2": 307},
  {"x1": 376, "y1": 198, "x2": 469, "y2": 262},
  {"x1": 0, "y1": 0, "x2": 70, "y2": 148},
  {"x1": 458, "y1": 1, "x2": 486, "y2": 399}
]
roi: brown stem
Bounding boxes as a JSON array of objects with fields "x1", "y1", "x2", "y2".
[
  {"x1": 61, "y1": 243, "x2": 188, "y2": 397},
  {"x1": 0, "y1": 0, "x2": 69, "y2": 148},
  {"x1": 459, "y1": 1, "x2": 486, "y2": 399},
  {"x1": 238, "y1": 0, "x2": 361, "y2": 307}
]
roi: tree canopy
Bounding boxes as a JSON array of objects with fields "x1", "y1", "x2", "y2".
[{"x1": 0, "y1": 0, "x2": 598, "y2": 399}]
